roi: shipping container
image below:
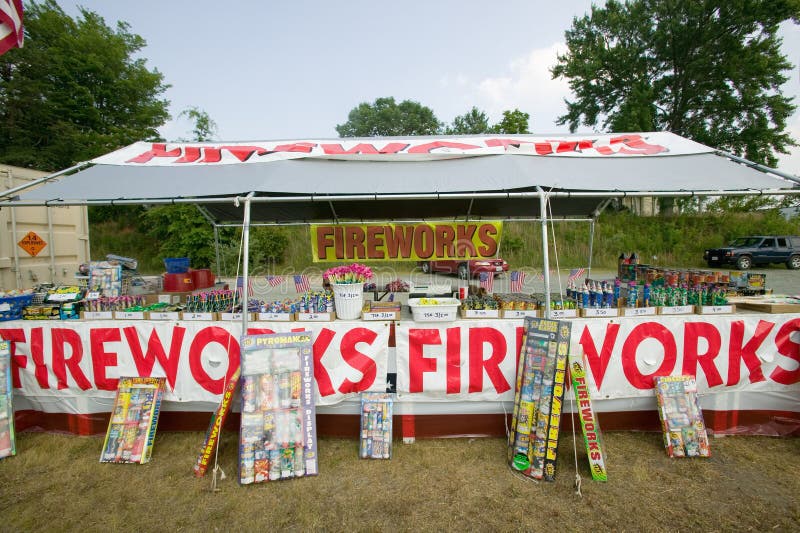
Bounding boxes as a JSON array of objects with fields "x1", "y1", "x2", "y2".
[{"x1": 1, "y1": 165, "x2": 91, "y2": 290}]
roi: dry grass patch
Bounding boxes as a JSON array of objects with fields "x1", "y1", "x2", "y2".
[{"x1": 0, "y1": 431, "x2": 797, "y2": 531}]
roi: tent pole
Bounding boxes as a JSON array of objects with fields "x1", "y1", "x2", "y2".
[
  {"x1": 213, "y1": 225, "x2": 222, "y2": 282},
  {"x1": 538, "y1": 187, "x2": 551, "y2": 318},
  {"x1": 240, "y1": 193, "x2": 255, "y2": 335},
  {"x1": 587, "y1": 219, "x2": 595, "y2": 279}
]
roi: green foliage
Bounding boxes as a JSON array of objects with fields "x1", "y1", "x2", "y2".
[
  {"x1": 178, "y1": 106, "x2": 217, "y2": 142},
  {"x1": 488, "y1": 109, "x2": 531, "y2": 134},
  {"x1": 0, "y1": 0, "x2": 170, "y2": 171},
  {"x1": 87, "y1": 205, "x2": 146, "y2": 225},
  {"x1": 89, "y1": 219, "x2": 163, "y2": 272},
  {"x1": 551, "y1": 0, "x2": 798, "y2": 166},
  {"x1": 139, "y1": 205, "x2": 224, "y2": 269},
  {"x1": 446, "y1": 107, "x2": 490, "y2": 134},
  {"x1": 335, "y1": 97, "x2": 442, "y2": 137}
]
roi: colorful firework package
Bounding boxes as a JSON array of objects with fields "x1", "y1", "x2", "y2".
[
  {"x1": 654, "y1": 375, "x2": 711, "y2": 458},
  {"x1": 569, "y1": 352, "x2": 607, "y2": 481},
  {"x1": 0, "y1": 341, "x2": 15, "y2": 459},
  {"x1": 238, "y1": 332, "x2": 318, "y2": 484},
  {"x1": 359, "y1": 392, "x2": 393, "y2": 459},
  {"x1": 100, "y1": 377, "x2": 165, "y2": 464},
  {"x1": 508, "y1": 317, "x2": 571, "y2": 481}
]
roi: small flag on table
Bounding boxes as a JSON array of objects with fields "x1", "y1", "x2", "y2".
[
  {"x1": 266, "y1": 275, "x2": 284, "y2": 287},
  {"x1": 236, "y1": 276, "x2": 254, "y2": 299},
  {"x1": 294, "y1": 274, "x2": 310, "y2": 293},
  {"x1": 568, "y1": 268, "x2": 586, "y2": 282},
  {"x1": 510, "y1": 271, "x2": 525, "y2": 292},
  {"x1": 479, "y1": 271, "x2": 494, "y2": 293}
]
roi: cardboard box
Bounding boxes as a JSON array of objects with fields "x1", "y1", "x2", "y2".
[
  {"x1": 361, "y1": 310, "x2": 400, "y2": 321},
  {"x1": 180, "y1": 312, "x2": 219, "y2": 321},
  {"x1": 580, "y1": 307, "x2": 620, "y2": 318},
  {"x1": 621, "y1": 307, "x2": 658, "y2": 317},
  {"x1": 460, "y1": 308, "x2": 501, "y2": 319},
  {"x1": 658, "y1": 305, "x2": 695, "y2": 315},
  {"x1": 81, "y1": 311, "x2": 114, "y2": 320},
  {"x1": 114, "y1": 311, "x2": 146, "y2": 320},
  {"x1": 500, "y1": 309, "x2": 540, "y2": 319},
  {"x1": 145, "y1": 311, "x2": 181, "y2": 320},
  {"x1": 734, "y1": 300, "x2": 800, "y2": 314},
  {"x1": 256, "y1": 312, "x2": 295, "y2": 322},
  {"x1": 219, "y1": 312, "x2": 257, "y2": 321}
]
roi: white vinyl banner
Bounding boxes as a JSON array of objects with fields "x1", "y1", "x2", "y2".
[
  {"x1": 92, "y1": 132, "x2": 712, "y2": 166},
  {"x1": 0, "y1": 320, "x2": 390, "y2": 410},
  {"x1": 395, "y1": 315, "x2": 800, "y2": 403}
]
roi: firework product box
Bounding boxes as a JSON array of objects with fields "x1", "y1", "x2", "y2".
[
  {"x1": 193, "y1": 364, "x2": 241, "y2": 477},
  {"x1": 569, "y1": 353, "x2": 607, "y2": 481},
  {"x1": 654, "y1": 375, "x2": 710, "y2": 458},
  {"x1": 0, "y1": 341, "x2": 15, "y2": 459},
  {"x1": 359, "y1": 392, "x2": 393, "y2": 459},
  {"x1": 508, "y1": 316, "x2": 571, "y2": 481},
  {"x1": 238, "y1": 332, "x2": 318, "y2": 484},
  {"x1": 100, "y1": 377, "x2": 165, "y2": 464}
]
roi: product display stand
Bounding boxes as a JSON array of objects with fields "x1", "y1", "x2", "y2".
[
  {"x1": 359, "y1": 392, "x2": 393, "y2": 459},
  {"x1": 0, "y1": 341, "x2": 15, "y2": 459},
  {"x1": 569, "y1": 352, "x2": 607, "y2": 481},
  {"x1": 508, "y1": 317, "x2": 572, "y2": 481},
  {"x1": 100, "y1": 377, "x2": 165, "y2": 464},
  {"x1": 654, "y1": 375, "x2": 711, "y2": 458},
  {"x1": 238, "y1": 332, "x2": 318, "y2": 484}
]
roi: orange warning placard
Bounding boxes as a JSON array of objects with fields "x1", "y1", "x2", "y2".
[{"x1": 18, "y1": 231, "x2": 47, "y2": 257}]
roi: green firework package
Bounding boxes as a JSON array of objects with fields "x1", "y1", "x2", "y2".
[
  {"x1": 508, "y1": 317, "x2": 572, "y2": 481},
  {"x1": 570, "y1": 353, "x2": 607, "y2": 481}
]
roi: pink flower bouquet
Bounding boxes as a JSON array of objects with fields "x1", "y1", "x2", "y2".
[{"x1": 324, "y1": 263, "x2": 373, "y2": 284}]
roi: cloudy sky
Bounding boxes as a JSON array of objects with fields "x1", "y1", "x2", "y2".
[{"x1": 56, "y1": 0, "x2": 800, "y2": 175}]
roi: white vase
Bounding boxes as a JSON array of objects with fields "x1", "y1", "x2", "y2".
[{"x1": 332, "y1": 283, "x2": 364, "y2": 320}]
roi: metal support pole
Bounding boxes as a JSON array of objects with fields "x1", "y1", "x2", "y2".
[
  {"x1": 213, "y1": 224, "x2": 222, "y2": 282},
  {"x1": 240, "y1": 193, "x2": 254, "y2": 334},
  {"x1": 538, "y1": 187, "x2": 551, "y2": 318},
  {"x1": 587, "y1": 219, "x2": 596, "y2": 280}
]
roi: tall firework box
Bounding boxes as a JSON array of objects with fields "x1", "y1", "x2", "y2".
[
  {"x1": 238, "y1": 332, "x2": 318, "y2": 485},
  {"x1": 0, "y1": 341, "x2": 15, "y2": 459},
  {"x1": 193, "y1": 364, "x2": 241, "y2": 477},
  {"x1": 359, "y1": 392, "x2": 393, "y2": 459},
  {"x1": 569, "y1": 351, "x2": 607, "y2": 481},
  {"x1": 654, "y1": 375, "x2": 711, "y2": 458},
  {"x1": 100, "y1": 377, "x2": 165, "y2": 464},
  {"x1": 508, "y1": 317, "x2": 571, "y2": 481}
]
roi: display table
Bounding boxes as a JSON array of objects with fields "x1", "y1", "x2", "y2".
[{"x1": 3, "y1": 312, "x2": 799, "y2": 437}]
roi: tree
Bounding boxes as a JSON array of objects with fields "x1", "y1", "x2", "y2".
[
  {"x1": 0, "y1": 0, "x2": 170, "y2": 171},
  {"x1": 488, "y1": 109, "x2": 531, "y2": 134},
  {"x1": 551, "y1": 0, "x2": 798, "y2": 166},
  {"x1": 336, "y1": 97, "x2": 442, "y2": 136},
  {"x1": 178, "y1": 106, "x2": 217, "y2": 142},
  {"x1": 446, "y1": 107, "x2": 490, "y2": 134}
]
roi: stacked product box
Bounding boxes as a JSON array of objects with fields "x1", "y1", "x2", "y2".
[
  {"x1": 654, "y1": 375, "x2": 711, "y2": 458},
  {"x1": 238, "y1": 332, "x2": 318, "y2": 484},
  {"x1": 508, "y1": 317, "x2": 571, "y2": 481},
  {"x1": 359, "y1": 392, "x2": 393, "y2": 459},
  {"x1": 100, "y1": 377, "x2": 165, "y2": 464},
  {"x1": 0, "y1": 341, "x2": 15, "y2": 459}
]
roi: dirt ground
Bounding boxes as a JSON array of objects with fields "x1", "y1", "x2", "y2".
[{"x1": 0, "y1": 430, "x2": 798, "y2": 531}]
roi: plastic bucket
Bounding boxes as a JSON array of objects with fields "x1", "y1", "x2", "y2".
[
  {"x1": 332, "y1": 283, "x2": 364, "y2": 320},
  {"x1": 191, "y1": 269, "x2": 214, "y2": 289},
  {"x1": 163, "y1": 272, "x2": 195, "y2": 292}
]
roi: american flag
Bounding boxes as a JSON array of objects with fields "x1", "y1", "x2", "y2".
[
  {"x1": 236, "y1": 276, "x2": 254, "y2": 299},
  {"x1": 294, "y1": 274, "x2": 310, "y2": 293},
  {"x1": 568, "y1": 268, "x2": 586, "y2": 282},
  {"x1": 266, "y1": 275, "x2": 284, "y2": 287},
  {"x1": 479, "y1": 271, "x2": 494, "y2": 293},
  {"x1": 510, "y1": 271, "x2": 525, "y2": 292},
  {"x1": 0, "y1": 0, "x2": 24, "y2": 57}
]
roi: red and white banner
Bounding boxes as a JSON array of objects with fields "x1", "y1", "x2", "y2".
[
  {"x1": 92, "y1": 133, "x2": 712, "y2": 166},
  {"x1": 395, "y1": 315, "x2": 800, "y2": 403},
  {"x1": 4, "y1": 314, "x2": 798, "y2": 414},
  {"x1": 0, "y1": 320, "x2": 389, "y2": 409}
]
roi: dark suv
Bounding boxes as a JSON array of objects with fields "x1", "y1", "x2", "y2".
[{"x1": 703, "y1": 235, "x2": 800, "y2": 270}]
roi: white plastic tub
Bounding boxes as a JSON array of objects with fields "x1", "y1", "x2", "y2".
[{"x1": 407, "y1": 297, "x2": 460, "y2": 322}]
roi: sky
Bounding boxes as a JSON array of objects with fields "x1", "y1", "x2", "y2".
[{"x1": 55, "y1": 0, "x2": 800, "y2": 176}]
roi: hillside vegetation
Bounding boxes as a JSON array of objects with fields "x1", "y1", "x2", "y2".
[{"x1": 89, "y1": 210, "x2": 799, "y2": 275}]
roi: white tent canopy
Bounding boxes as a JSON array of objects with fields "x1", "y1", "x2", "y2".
[{"x1": 2, "y1": 132, "x2": 797, "y2": 223}]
